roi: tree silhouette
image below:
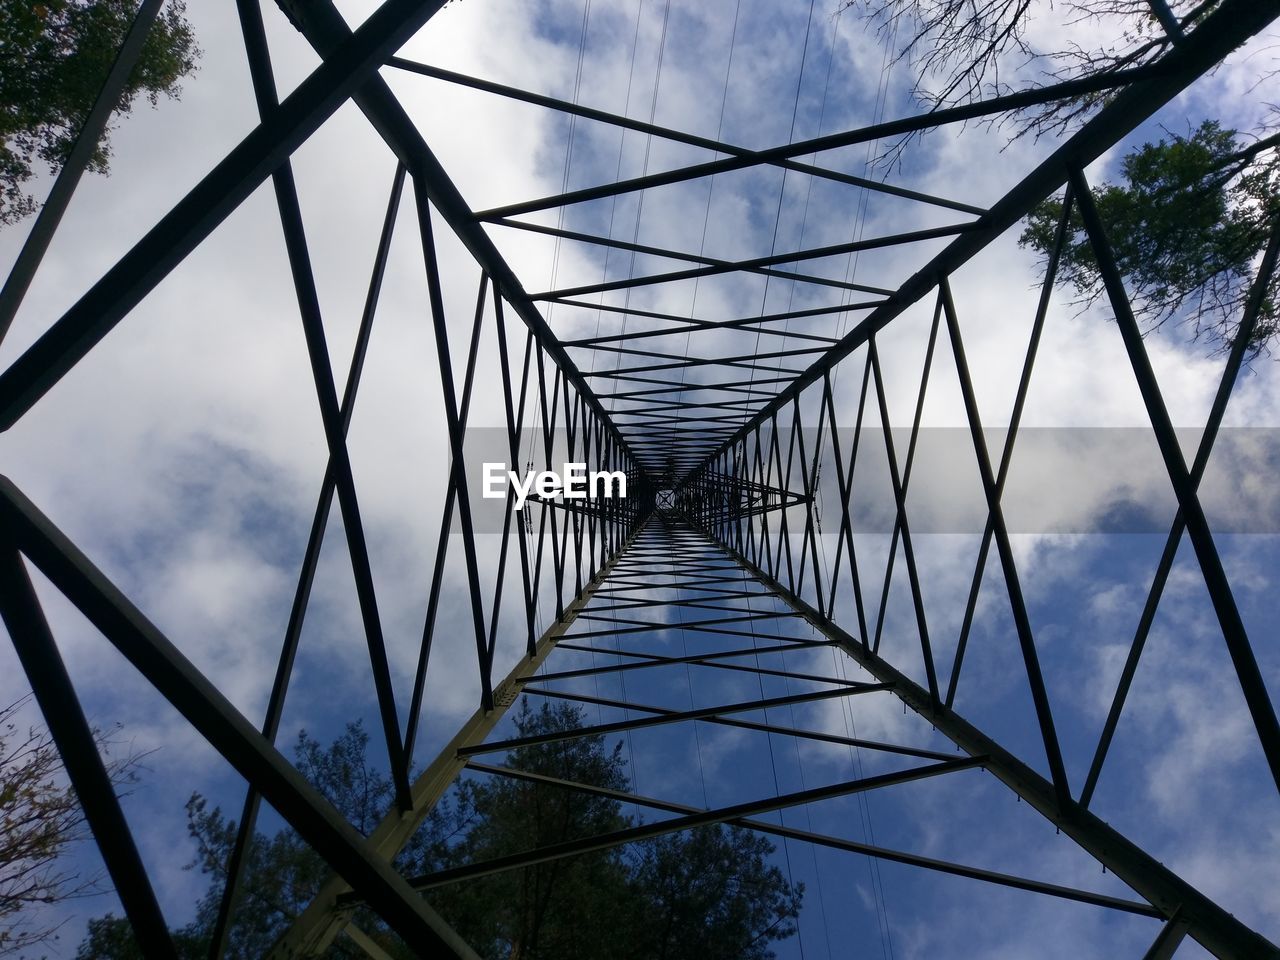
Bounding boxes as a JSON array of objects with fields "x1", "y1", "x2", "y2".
[
  {"x1": 78, "y1": 702, "x2": 802, "y2": 959},
  {"x1": 419, "y1": 701, "x2": 802, "y2": 960},
  {"x1": 1021, "y1": 120, "x2": 1279, "y2": 351},
  {"x1": 842, "y1": 0, "x2": 1279, "y2": 350}
]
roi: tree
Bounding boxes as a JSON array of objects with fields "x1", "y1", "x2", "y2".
[
  {"x1": 416, "y1": 701, "x2": 637, "y2": 960},
  {"x1": 0, "y1": 694, "x2": 141, "y2": 956},
  {"x1": 78, "y1": 703, "x2": 802, "y2": 959},
  {"x1": 418, "y1": 701, "x2": 802, "y2": 960},
  {"x1": 843, "y1": 0, "x2": 1274, "y2": 141},
  {"x1": 1020, "y1": 120, "x2": 1279, "y2": 351},
  {"x1": 77, "y1": 723, "x2": 390, "y2": 960},
  {"x1": 623, "y1": 827, "x2": 802, "y2": 960},
  {"x1": 0, "y1": 0, "x2": 199, "y2": 225},
  {"x1": 842, "y1": 0, "x2": 1280, "y2": 350}
]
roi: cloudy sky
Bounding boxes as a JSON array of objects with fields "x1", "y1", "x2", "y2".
[{"x1": 0, "y1": 0, "x2": 1277, "y2": 956}]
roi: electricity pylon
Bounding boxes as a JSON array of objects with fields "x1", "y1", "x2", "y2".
[{"x1": 1, "y1": 0, "x2": 1279, "y2": 957}]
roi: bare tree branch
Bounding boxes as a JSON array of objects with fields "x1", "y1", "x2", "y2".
[{"x1": 0, "y1": 694, "x2": 145, "y2": 955}]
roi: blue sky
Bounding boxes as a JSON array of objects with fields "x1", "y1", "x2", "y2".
[{"x1": 0, "y1": 0, "x2": 1278, "y2": 956}]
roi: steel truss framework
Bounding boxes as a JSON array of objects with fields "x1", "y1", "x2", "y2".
[{"x1": 0, "y1": 0, "x2": 1279, "y2": 957}]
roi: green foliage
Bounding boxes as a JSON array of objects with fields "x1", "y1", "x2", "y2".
[
  {"x1": 77, "y1": 702, "x2": 801, "y2": 959},
  {"x1": 78, "y1": 723, "x2": 394, "y2": 960},
  {"x1": 0, "y1": 0, "x2": 199, "y2": 224},
  {"x1": 623, "y1": 827, "x2": 800, "y2": 960},
  {"x1": 75, "y1": 914, "x2": 206, "y2": 960},
  {"x1": 415, "y1": 701, "x2": 637, "y2": 959},
  {"x1": 419, "y1": 701, "x2": 802, "y2": 960},
  {"x1": 186, "y1": 723, "x2": 395, "y2": 959},
  {"x1": 1020, "y1": 121, "x2": 1280, "y2": 352}
]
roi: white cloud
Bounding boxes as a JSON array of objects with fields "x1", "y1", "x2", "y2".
[{"x1": 1, "y1": 0, "x2": 1278, "y2": 954}]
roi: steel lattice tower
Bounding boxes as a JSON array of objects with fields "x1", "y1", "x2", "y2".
[{"x1": 1, "y1": 0, "x2": 1279, "y2": 957}]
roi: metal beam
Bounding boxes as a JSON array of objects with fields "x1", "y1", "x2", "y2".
[
  {"x1": 463, "y1": 761, "x2": 1162, "y2": 918},
  {"x1": 0, "y1": 478, "x2": 480, "y2": 959},
  {"x1": 706, "y1": 526, "x2": 1280, "y2": 958},
  {"x1": 265, "y1": 522, "x2": 644, "y2": 957},
  {"x1": 277, "y1": 0, "x2": 629, "y2": 455},
  {"x1": 692, "y1": 0, "x2": 1280, "y2": 477},
  {"x1": 407, "y1": 756, "x2": 984, "y2": 889},
  {"x1": 0, "y1": 0, "x2": 457, "y2": 430}
]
